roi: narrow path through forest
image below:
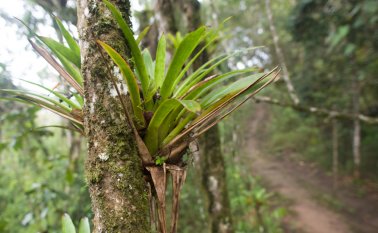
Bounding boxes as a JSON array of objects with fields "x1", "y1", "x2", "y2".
[{"x1": 242, "y1": 105, "x2": 378, "y2": 233}]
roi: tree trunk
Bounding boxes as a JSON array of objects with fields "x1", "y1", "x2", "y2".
[
  {"x1": 352, "y1": 77, "x2": 361, "y2": 179},
  {"x1": 200, "y1": 126, "x2": 233, "y2": 233},
  {"x1": 332, "y1": 118, "x2": 339, "y2": 188},
  {"x1": 265, "y1": 0, "x2": 299, "y2": 105},
  {"x1": 77, "y1": 0, "x2": 150, "y2": 231}
]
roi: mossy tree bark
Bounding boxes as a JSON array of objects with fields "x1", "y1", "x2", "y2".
[
  {"x1": 153, "y1": 0, "x2": 233, "y2": 232},
  {"x1": 77, "y1": 0, "x2": 150, "y2": 232}
]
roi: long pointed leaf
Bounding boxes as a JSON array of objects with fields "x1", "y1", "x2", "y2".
[
  {"x1": 200, "y1": 73, "x2": 265, "y2": 107},
  {"x1": 175, "y1": 47, "x2": 261, "y2": 97},
  {"x1": 21, "y1": 79, "x2": 81, "y2": 110},
  {"x1": 136, "y1": 25, "x2": 151, "y2": 45},
  {"x1": 54, "y1": 51, "x2": 83, "y2": 86},
  {"x1": 73, "y1": 93, "x2": 84, "y2": 107},
  {"x1": 1, "y1": 89, "x2": 83, "y2": 125},
  {"x1": 162, "y1": 113, "x2": 195, "y2": 146},
  {"x1": 142, "y1": 49, "x2": 155, "y2": 84},
  {"x1": 55, "y1": 17, "x2": 80, "y2": 57},
  {"x1": 29, "y1": 40, "x2": 84, "y2": 96},
  {"x1": 103, "y1": 0, "x2": 150, "y2": 97},
  {"x1": 144, "y1": 99, "x2": 200, "y2": 155},
  {"x1": 98, "y1": 40, "x2": 145, "y2": 126},
  {"x1": 1, "y1": 89, "x2": 72, "y2": 112},
  {"x1": 171, "y1": 70, "x2": 259, "y2": 125},
  {"x1": 183, "y1": 68, "x2": 258, "y2": 100},
  {"x1": 163, "y1": 68, "x2": 277, "y2": 148},
  {"x1": 0, "y1": 90, "x2": 83, "y2": 125},
  {"x1": 154, "y1": 35, "x2": 166, "y2": 89},
  {"x1": 195, "y1": 71, "x2": 280, "y2": 136},
  {"x1": 170, "y1": 29, "x2": 218, "y2": 91},
  {"x1": 34, "y1": 125, "x2": 83, "y2": 135},
  {"x1": 174, "y1": 53, "x2": 228, "y2": 96},
  {"x1": 39, "y1": 36, "x2": 81, "y2": 68},
  {"x1": 160, "y1": 26, "x2": 206, "y2": 100}
]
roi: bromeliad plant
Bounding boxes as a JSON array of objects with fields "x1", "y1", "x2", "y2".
[{"x1": 1, "y1": 0, "x2": 279, "y2": 231}]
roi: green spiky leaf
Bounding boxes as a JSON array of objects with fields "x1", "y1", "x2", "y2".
[
  {"x1": 55, "y1": 17, "x2": 80, "y2": 57},
  {"x1": 78, "y1": 217, "x2": 90, "y2": 233},
  {"x1": 103, "y1": 0, "x2": 150, "y2": 97},
  {"x1": 154, "y1": 35, "x2": 166, "y2": 89},
  {"x1": 160, "y1": 26, "x2": 206, "y2": 100},
  {"x1": 144, "y1": 99, "x2": 201, "y2": 155},
  {"x1": 62, "y1": 214, "x2": 76, "y2": 233},
  {"x1": 98, "y1": 40, "x2": 145, "y2": 126},
  {"x1": 136, "y1": 25, "x2": 151, "y2": 45}
]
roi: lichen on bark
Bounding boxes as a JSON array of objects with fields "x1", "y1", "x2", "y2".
[{"x1": 77, "y1": 0, "x2": 150, "y2": 232}]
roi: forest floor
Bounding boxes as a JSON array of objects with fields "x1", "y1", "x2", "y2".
[{"x1": 242, "y1": 104, "x2": 378, "y2": 233}]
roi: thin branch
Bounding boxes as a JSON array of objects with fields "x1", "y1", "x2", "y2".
[{"x1": 253, "y1": 96, "x2": 378, "y2": 124}]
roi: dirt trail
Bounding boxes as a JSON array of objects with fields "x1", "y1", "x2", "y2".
[{"x1": 242, "y1": 105, "x2": 378, "y2": 233}]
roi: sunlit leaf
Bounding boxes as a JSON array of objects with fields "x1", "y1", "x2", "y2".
[
  {"x1": 160, "y1": 26, "x2": 206, "y2": 100},
  {"x1": 136, "y1": 25, "x2": 151, "y2": 45},
  {"x1": 97, "y1": 40, "x2": 145, "y2": 126},
  {"x1": 144, "y1": 99, "x2": 201, "y2": 155},
  {"x1": 154, "y1": 35, "x2": 166, "y2": 89},
  {"x1": 29, "y1": 40, "x2": 84, "y2": 96},
  {"x1": 103, "y1": 0, "x2": 150, "y2": 96},
  {"x1": 55, "y1": 16, "x2": 81, "y2": 57},
  {"x1": 21, "y1": 79, "x2": 81, "y2": 110},
  {"x1": 62, "y1": 214, "x2": 76, "y2": 233},
  {"x1": 78, "y1": 217, "x2": 90, "y2": 233},
  {"x1": 39, "y1": 36, "x2": 81, "y2": 68}
]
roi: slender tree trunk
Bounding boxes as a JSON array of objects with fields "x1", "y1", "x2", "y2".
[
  {"x1": 265, "y1": 0, "x2": 299, "y2": 105},
  {"x1": 352, "y1": 77, "x2": 361, "y2": 179},
  {"x1": 77, "y1": 1, "x2": 150, "y2": 231},
  {"x1": 200, "y1": 127, "x2": 233, "y2": 233},
  {"x1": 332, "y1": 118, "x2": 339, "y2": 188}
]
